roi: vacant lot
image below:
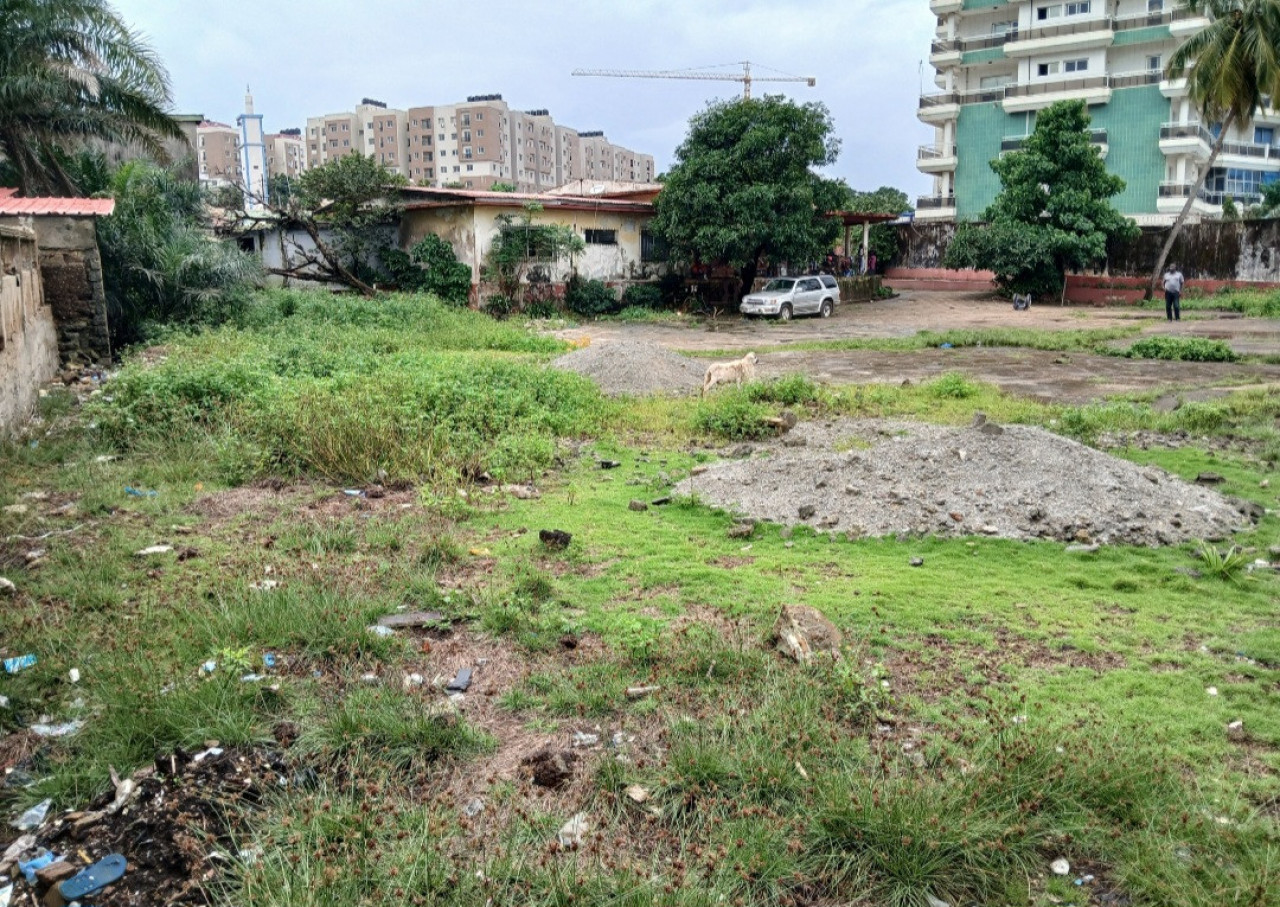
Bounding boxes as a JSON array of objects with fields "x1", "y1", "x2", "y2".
[{"x1": 0, "y1": 290, "x2": 1276, "y2": 907}]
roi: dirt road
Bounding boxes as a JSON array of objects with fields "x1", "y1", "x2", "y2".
[{"x1": 554, "y1": 291, "x2": 1280, "y2": 403}]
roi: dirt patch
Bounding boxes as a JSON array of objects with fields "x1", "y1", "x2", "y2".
[
  {"x1": 676, "y1": 418, "x2": 1251, "y2": 546},
  {"x1": 189, "y1": 482, "x2": 314, "y2": 522}
]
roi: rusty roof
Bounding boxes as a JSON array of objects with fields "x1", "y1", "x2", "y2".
[
  {"x1": 0, "y1": 190, "x2": 116, "y2": 217},
  {"x1": 400, "y1": 186, "x2": 653, "y2": 214}
]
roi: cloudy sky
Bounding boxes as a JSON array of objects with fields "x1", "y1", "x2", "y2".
[{"x1": 110, "y1": 0, "x2": 937, "y2": 198}]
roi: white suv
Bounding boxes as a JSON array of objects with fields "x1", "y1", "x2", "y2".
[{"x1": 739, "y1": 275, "x2": 838, "y2": 320}]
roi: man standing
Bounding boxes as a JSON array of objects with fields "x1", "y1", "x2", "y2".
[{"x1": 1163, "y1": 264, "x2": 1185, "y2": 322}]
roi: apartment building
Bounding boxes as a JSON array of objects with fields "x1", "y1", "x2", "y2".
[
  {"x1": 918, "y1": 0, "x2": 1280, "y2": 223},
  {"x1": 196, "y1": 120, "x2": 241, "y2": 188},
  {"x1": 266, "y1": 130, "x2": 307, "y2": 180},
  {"x1": 308, "y1": 94, "x2": 654, "y2": 192}
]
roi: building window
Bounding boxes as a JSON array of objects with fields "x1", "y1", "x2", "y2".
[
  {"x1": 1065, "y1": 1, "x2": 1090, "y2": 14},
  {"x1": 585, "y1": 229, "x2": 617, "y2": 245},
  {"x1": 1255, "y1": 126, "x2": 1274, "y2": 145},
  {"x1": 466, "y1": 164, "x2": 473, "y2": 171},
  {"x1": 641, "y1": 230, "x2": 669, "y2": 262},
  {"x1": 1148, "y1": 54, "x2": 1162, "y2": 71},
  {"x1": 1037, "y1": 61, "x2": 1060, "y2": 76},
  {"x1": 464, "y1": 147, "x2": 472, "y2": 158},
  {"x1": 1147, "y1": 0, "x2": 1163, "y2": 9},
  {"x1": 1064, "y1": 58, "x2": 1087, "y2": 72}
]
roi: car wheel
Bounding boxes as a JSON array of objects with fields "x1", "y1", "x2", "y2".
[
  {"x1": 779, "y1": 304, "x2": 792, "y2": 322},
  {"x1": 820, "y1": 299, "x2": 833, "y2": 318}
]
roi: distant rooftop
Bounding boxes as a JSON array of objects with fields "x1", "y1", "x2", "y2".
[{"x1": 0, "y1": 188, "x2": 116, "y2": 217}]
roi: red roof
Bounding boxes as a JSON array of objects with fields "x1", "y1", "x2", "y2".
[{"x1": 0, "y1": 192, "x2": 115, "y2": 216}]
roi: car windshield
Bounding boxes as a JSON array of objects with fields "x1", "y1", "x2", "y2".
[{"x1": 762, "y1": 279, "x2": 796, "y2": 291}]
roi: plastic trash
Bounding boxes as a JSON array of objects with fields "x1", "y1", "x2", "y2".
[
  {"x1": 263, "y1": 653, "x2": 278, "y2": 669},
  {"x1": 0, "y1": 882, "x2": 12, "y2": 907},
  {"x1": 201, "y1": 660, "x2": 218, "y2": 674},
  {"x1": 68, "y1": 668, "x2": 81, "y2": 684},
  {"x1": 124, "y1": 487, "x2": 158, "y2": 497},
  {"x1": 0, "y1": 695, "x2": 8, "y2": 708},
  {"x1": 3, "y1": 654, "x2": 36, "y2": 674},
  {"x1": 14, "y1": 798, "x2": 52, "y2": 831},
  {"x1": 446, "y1": 668, "x2": 473, "y2": 693},
  {"x1": 342, "y1": 489, "x2": 364, "y2": 497},
  {"x1": 30, "y1": 720, "x2": 85, "y2": 738},
  {"x1": 19, "y1": 850, "x2": 62, "y2": 883},
  {"x1": 366, "y1": 625, "x2": 396, "y2": 638},
  {"x1": 58, "y1": 854, "x2": 127, "y2": 901},
  {"x1": 939, "y1": 342, "x2": 953, "y2": 349}
]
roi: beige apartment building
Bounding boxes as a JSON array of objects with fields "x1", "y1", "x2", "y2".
[
  {"x1": 266, "y1": 130, "x2": 307, "y2": 180},
  {"x1": 196, "y1": 120, "x2": 241, "y2": 188},
  {"x1": 307, "y1": 94, "x2": 654, "y2": 192}
]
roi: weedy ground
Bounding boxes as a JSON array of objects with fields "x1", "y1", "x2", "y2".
[{"x1": 0, "y1": 290, "x2": 1277, "y2": 907}]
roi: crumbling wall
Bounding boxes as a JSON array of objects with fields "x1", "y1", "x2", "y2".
[
  {"x1": 894, "y1": 222, "x2": 959, "y2": 270},
  {"x1": 0, "y1": 225, "x2": 59, "y2": 436},
  {"x1": 32, "y1": 215, "x2": 111, "y2": 363}
]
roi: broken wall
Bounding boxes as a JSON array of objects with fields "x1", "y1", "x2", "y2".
[
  {"x1": 0, "y1": 225, "x2": 59, "y2": 436},
  {"x1": 32, "y1": 216, "x2": 111, "y2": 363}
]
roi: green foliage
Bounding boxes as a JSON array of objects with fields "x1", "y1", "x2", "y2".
[
  {"x1": 944, "y1": 101, "x2": 1138, "y2": 296},
  {"x1": 564, "y1": 274, "x2": 621, "y2": 318},
  {"x1": 841, "y1": 185, "x2": 910, "y2": 267},
  {"x1": 490, "y1": 181, "x2": 517, "y2": 192},
  {"x1": 206, "y1": 184, "x2": 244, "y2": 210},
  {"x1": 0, "y1": 0, "x2": 185, "y2": 196},
  {"x1": 483, "y1": 203, "x2": 584, "y2": 310},
  {"x1": 87, "y1": 291, "x2": 602, "y2": 485},
  {"x1": 927, "y1": 372, "x2": 980, "y2": 399},
  {"x1": 382, "y1": 233, "x2": 471, "y2": 305},
  {"x1": 745, "y1": 373, "x2": 821, "y2": 406},
  {"x1": 1196, "y1": 542, "x2": 1251, "y2": 583},
  {"x1": 1124, "y1": 336, "x2": 1238, "y2": 362},
  {"x1": 97, "y1": 161, "x2": 262, "y2": 345},
  {"x1": 653, "y1": 96, "x2": 844, "y2": 285},
  {"x1": 1221, "y1": 194, "x2": 1240, "y2": 220},
  {"x1": 621, "y1": 283, "x2": 663, "y2": 310},
  {"x1": 692, "y1": 390, "x2": 776, "y2": 440}
]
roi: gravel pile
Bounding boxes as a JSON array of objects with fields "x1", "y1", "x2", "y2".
[
  {"x1": 551, "y1": 341, "x2": 705, "y2": 396},
  {"x1": 676, "y1": 418, "x2": 1252, "y2": 546}
]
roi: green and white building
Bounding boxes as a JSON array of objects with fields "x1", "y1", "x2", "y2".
[{"x1": 918, "y1": 0, "x2": 1280, "y2": 223}]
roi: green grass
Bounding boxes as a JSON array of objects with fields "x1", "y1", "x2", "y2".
[
  {"x1": 1, "y1": 289, "x2": 1277, "y2": 907},
  {"x1": 1142, "y1": 287, "x2": 1280, "y2": 318},
  {"x1": 700, "y1": 325, "x2": 1146, "y2": 358}
]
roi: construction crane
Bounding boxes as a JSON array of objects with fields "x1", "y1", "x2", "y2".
[{"x1": 571, "y1": 61, "x2": 815, "y2": 100}]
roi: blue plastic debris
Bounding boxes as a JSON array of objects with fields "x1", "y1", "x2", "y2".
[
  {"x1": 19, "y1": 850, "x2": 61, "y2": 883},
  {"x1": 124, "y1": 487, "x2": 158, "y2": 498},
  {"x1": 3, "y1": 654, "x2": 36, "y2": 674},
  {"x1": 59, "y1": 854, "x2": 127, "y2": 901},
  {"x1": 263, "y1": 653, "x2": 277, "y2": 669},
  {"x1": 939, "y1": 342, "x2": 953, "y2": 349}
]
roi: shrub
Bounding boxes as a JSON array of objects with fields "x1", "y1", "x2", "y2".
[
  {"x1": 1125, "y1": 336, "x2": 1237, "y2": 362},
  {"x1": 621, "y1": 283, "x2": 663, "y2": 310},
  {"x1": 658, "y1": 271, "x2": 687, "y2": 307},
  {"x1": 484, "y1": 294, "x2": 517, "y2": 319},
  {"x1": 746, "y1": 373, "x2": 821, "y2": 406},
  {"x1": 927, "y1": 372, "x2": 980, "y2": 399},
  {"x1": 565, "y1": 275, "x2": 621, "y2": 317},
  {"x1": 693, "y1": 391, "x2": 776, "y2": 440},
  {"x1": 381, "y1": 234, "x2": 471, "y2": 305}
]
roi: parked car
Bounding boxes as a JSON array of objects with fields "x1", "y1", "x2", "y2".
[{"x1": 739, "y1": 275, "x2": 838, "y2": 320}]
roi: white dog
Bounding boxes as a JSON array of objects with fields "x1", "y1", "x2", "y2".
[{"x1": 702, "y1": 352, "x2": 757, "y2": 395}]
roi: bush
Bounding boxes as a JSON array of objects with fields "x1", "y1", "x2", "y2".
[
  {"x1": 1125, "y1": 336, "x2": 1237, "y2": 362},
  {"x1": 927, "y1": 372, "x2": 980, "y2": 399},
  {"x1": 381, "y1": 234, "x2": 472, "y2": 305},
  {"x1": 621, "y1": 283, "x2": 663, "y2": 310},
  {"x1": 565, "y1": 275, "x2": 621, "y2": 318},
  {"x1": 693, "y1": 391, "x2": 776, "y2": 440},
  {"x1": 658, "y1": 272, "x2": 687, "y2": 307},
  {"x1": 746, "y1": 374, "x2": 821, "y2": 406}
]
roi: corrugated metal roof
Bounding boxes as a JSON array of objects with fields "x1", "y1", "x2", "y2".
[{"x1": 0, "y1": 194, "x2": 115, "y2": 216}]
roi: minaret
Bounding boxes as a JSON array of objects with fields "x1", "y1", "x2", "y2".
[{"x1": 237, "y1": 86, "x2": 268, "y2": 210}]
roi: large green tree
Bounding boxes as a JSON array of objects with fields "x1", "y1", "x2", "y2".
[
  {"x1": 945, "y1": 101, "x2": 1137, "y2": 299},
  {"x1": 652, "y1": 95, "x2": 844, "y2": 292},
  {"x1": 842, "y1": 185, "x2": 911, "y2": 270},
  {"x1": 1148, "y1": 0, "x2": 1280, "y2": 296},
  {"x1": 0, "y1": 0, "x2": 184, "y2": 196}
]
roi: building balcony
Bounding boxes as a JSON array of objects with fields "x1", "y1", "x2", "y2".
[
  {"x1": 915, "y1": 194, "x2": 956, "y2": 220},
  {"x1": 929, "y1": 0, "x2": 963, "y2": 14},
  {"x1": 1001, "y1": 128, "x2": 1107, "y2": 158},
  {"x1": 1002, "y1": 76, "x2": 1111, "y2": 113},
  {"x1": 1160, "y1": 76, "x2": 1189, "y2": 98},
  {"x1": 1159, "y1": 121, "x2": 1213, "y2": 158},
  {"x1": 917, "y1": 143, "x2": 958, "y2": 173},
  {"x1": 930, "y1": 38, "x2": 963, "y2": 68},
  {"x1": 1156, "y1": 181, "x2": 1258, "y2": 215},
  {"x1": 918, "y1": 92, "x2": 961, "y2": 123},
  {"x1": 1109, "y1": 70, "x2": 1163, "y2": 90},
  {"x1": 1169, "y1": 6, "x2": 1211, "y2": 38},
  {"x1": 1003, "y1": 16, "x2": 1114, "y2": 58}
]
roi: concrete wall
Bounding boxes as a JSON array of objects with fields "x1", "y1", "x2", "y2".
[
  {"x1": 30, "y1": 216, "x2": 111, "y2": 363},
  {"x1": 0, "y1": 226, "x2": 59, "y2": 437}
]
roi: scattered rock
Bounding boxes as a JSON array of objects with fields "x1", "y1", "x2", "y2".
[
  {"x1": 0, "y1": 577, "x2": 15, "y2": 595},
  {"x1": 797, "y1": 504, "x2": 816, "y2": 520},
  {"x1": 626, "y1": 685, "x2": 660, "y2": 699},
  {"x1": 727, "y1": 522, "x2": 755, "y2": 539},
  {"x1": 625, "y1": 785, "x2": 650, "y2": 804},
  {"x1": 551, "y1": 340, "x2": 705, "y2": 396},
  {"x1": 522, "y1": 748, "x2": 578, "y2": 789},
  {"x1": 1066, "y1": 544, "x2": 1100, "y2": 553},
  {"x1": 35, "y1": 860, "x2": 77, "y2": 888},
  {"x1": 1051, "y1": 858, "x2": 1071, "y2": 876},
  {"x1": 651, "y1": 496, "x2": 672, "y2": 506},
  {"x1": 773, "y1": 604, "x2": 843, "y2": 664},
  {"x1": 501, "y1": 484, "x2": 539, "y2": 500},
  {"x1": 1195, "y1": 472, "x2": 1226, "y2": 485},
  {"x1": 628, "y1": 500, "x2": 649, "y2": 512},
  {"x1": 909, "y1": 557, "x2": 924, "y2": 567},
  {"x1": 690, "y1": 464, "x2": 709, "y2": 476},
  {"x1": 571, "y1": 732, "x2": 600, "y2": 748},
  {"x1": 729, "y1": 444, "x2": 754, "y2": 458},
  {"x1": 377, "y1": 611, "x2": 445, "y2": 630},
  {"x1": 557, "y1": 813, "x2": 589, "y2": 849},
  {"x1": 1227, "y1": 719, "x2": 1245, "y2": 738},
  {"x1": 462, "y1": 798, "x2": 485, "y2": 818}
]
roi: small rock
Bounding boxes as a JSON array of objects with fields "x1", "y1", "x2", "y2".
[
  {"x1": 909, "y1": 557, "x2": 924, "y2": 567},
  {"x1": 377, "y1": 610, "x2": 445, "y2": 629},
  {"x1": 949, "y1": 512, "x2": 964, "y2": 522},
  {"x1": 625, "y1": 785, "x2": 650, "y2": 804},
  {"x1": 773, "y1": 604, "x2": 842, "y2": 664},
  {"x1": 1066, "y1": 544, "x2": 1099, "y2": 553},
  {"x1": 778, "y1": 410, "x2": 799, "y2": 430},
  {"x1": 926, "y1": 896, "x2": 950, "y2": 907},
  {"x1": 1195, "y1": 472, "x2": 1226, "y2": 485},
  {"x1": 35, "y1": 859, "x2": 78, "y2": 889},
  {"x1": 730, "y1": 444, "x2": 753, "y2": 458},
  {"x1": 462, "y1": 798, "x2": 485, "y2": 818},
  {"x1": 0, "y1": 577, "x2": 15, "y2": 595},
  {"x1": 980, "y1": 525, "x2": 999, "y2": 535},
  {"x1": 727, "y1": 522, "x2": 755, "y2": 539},
  {"x1": 797, "y1": 504, "x2": 816, "y2": 520},
  {"x1": 403, "y1": 673, "x2": 425, "y2": 688},
  {"x1": 1259, "y1": 479, "x2": 1270, "y2": 489},
  {"x1": 2, "y1": 504, "x2": 28, "y2": 515},
  {"x1": 360, "y1": 673, "x2": 380, "y2": 684},
  {"x1": 571, "y1": 732, "x2": 600, "y2": 748},
  {"x1": 539, "y1": 529, "x2": 572, "y2": 550},
  {"x1": 1051, "y1": 858, "x2": 1071, "y2": 876},
  {"x1": 501, "y1": 484, "x2": 539, "y2": 500},
  {"x1": 557, "y1": 813, "x2": 589, "y2": 849},
  {"x1": 781, "y1": 434, "x2": 808, "y2": 447},
  {"x1": 978, "y1": 421, "x2": 1004, "y2": 436},
  {"x1": 650, "y1": 496, "x2": 672, "y2": 506},
  {"x1": 817, "y1": 516, "x2": 840, "y2": 529},
  {"x1": 628, "y1": 500, "x2": 649, "y2": 512},
  {"x1": 690, "y1": 464, "x2": 709, "y2": 476},
  {"x1": 1227, "y1": 719, "x2": 1244, "y2": 738},
  {"x1": 626, "y1": 685, "x2": 660, "y2": 699},
  {"x1": 367, "y1": 625, "x2": 396, "y2": 638},
  {"x1": 1173, "y1": 566, "x2": 1202, "y2": 578},
  {"x1": 1207, "y1": 686, "x2": 1219, "y2": 696},
  {"x1": 599, "y1": 460, "x2": 621, "y2": 470}
]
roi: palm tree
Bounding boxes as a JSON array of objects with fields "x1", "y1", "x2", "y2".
[
  {"x1": 1149, "y1": 0, "x2": 1280, "y2": 296},
  {"x1": 0, "y1": 0, "x2": 184, "y2": 196}
]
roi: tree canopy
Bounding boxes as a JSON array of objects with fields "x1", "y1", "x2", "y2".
[
  {"x1": 652, "y1": 95, "x2": 845, "y2": 289},
  {"x1": 945, "y1": 101, "x2": 1137, "y2": 298},
  {"x1": 0, "y1": 0, "x2": 185, "y2": 196}
]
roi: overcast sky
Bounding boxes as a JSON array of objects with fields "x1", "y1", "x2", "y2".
[{"x1": 110, "y1": 0, "x2": 937, "y2": 198}]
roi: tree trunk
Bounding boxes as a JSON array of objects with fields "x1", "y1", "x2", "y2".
[
  {"x1": 1147, "y1": 111, "x2": 1235, "y2": 300},
  {"x1": 738, "y1": 247, "x2": 764, "y2": 303}
]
